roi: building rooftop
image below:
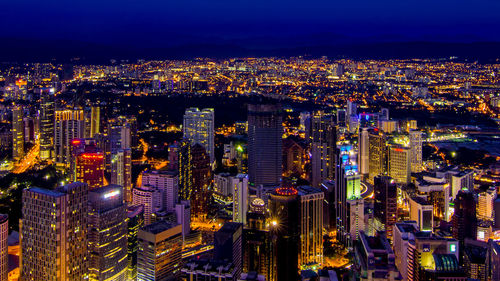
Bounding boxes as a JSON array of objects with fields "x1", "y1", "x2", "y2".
[
  {"x1": 28, "y1": 187, "x2": 65, "y2": 197},
  {"x1": 141, "y1": 220, "x2": 178, "y2": 234}
]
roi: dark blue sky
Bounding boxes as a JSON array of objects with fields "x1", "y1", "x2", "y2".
[{"x1": 2, "y1": 0, "x2": 500, "y2": 47}]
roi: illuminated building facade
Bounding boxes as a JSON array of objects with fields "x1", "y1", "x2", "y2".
[
  {"x1": 54, "y1": 109, "x2": 85, "y2": 164},
  {"x1": 388, "y1": 145, "x2": 410, "y2": 184},
  {"x1": 354, "y1": 231, "x2": 400, "y2": 281},
  {"x1": 88, "y1": 185, "x2": 128, "y2": 281},
  {"x1": 74, "y1": 143, "x2": 105, "y2": 189},
  {"x1": 269, "y1": 187, "x2": 300, "y2": 281},
  {"x1": 409, "y1": 130, "x2": 423, "y2": 173},
  {"x1": 191, "y1": 143, "x2": 211, "y2": 219},
  {"x1": 183, "y1": 107, "x2": 215, "y2": 163},
  {"x1": 39, "y1": 90, "x2": 55, "y2": 160},
  {"x1": 137, "y1": 221, "x2": 182, "y2": 280},
  {"x1": 368, "y1": 129, "x2": 387, "y2": 184},
  {"x1": 21, "y1": 183, "x2": 89, "y2": 280},
  {"x1": 358, "y1": 128, "x2": 369, "y2": 177},
  {"x1": 214, "y1": 222, "x2": 244, "y2": 278},
  {"x1": 409, "y1": 196, "x2": 434, "y2": 232},
  {"x1": 310, "y1": 111, "x2": 336, "y2": 188},
  {"x1": 178, "y1": 140, "x2": 193, "y2": 202},
  {"x1": 127, "y1": 205, "x2": 144, "y2": 281},
  {"x1": 297, "y1": 186, "x2": 324, "y2": 269},
  {"x1": 0, "y1": 215, "x2": 7, "y2": 281},
  {"x1": 90, "y1": 106, "x2": 100, "y2": 138},
  {"x1": 232, "y1": 174, "x2": 249, "y2": 225},
  {"x1": 453, "y1": 190, "x2": 477, "y2": 247},
  {"x1": 374, "y1": 176, "x2": 397, "y2": 238},
  {"x1": 12, "y1": 105, "x2": 24, "y2": 161},
  {"x1": 132, "y1": 185, "x2": 162, "y2": 225},
  {"x1": 111, "y1": 148, "x2": 132, "y2": 202},
  {"x1": 141, "y1": 170, "x2": 179, "y2": 212},
  {"x1": 247, "y1": 104, "x2": 282, "y2": 189},
  {"x1": 477, "y1": 186, "x2": 496, "y2": 221}
]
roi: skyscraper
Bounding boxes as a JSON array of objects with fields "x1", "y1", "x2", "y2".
[
  {"x1": 477, "y1": 186, "x2": 496, "y2": 221},
  {"x1": 71, "y1": 139, "x2": 105, "y2": 189},
  {"x1": 12, "y1": 105, "x2": 24, "y2": 161},
  {"x1": 310, "y1": 111, "x2": 336, "y2": 188},
  {"x1": 368, "y1": 129, "x2": 387, "y2": 184},
  {"x1": 354, "y1": 231, "x2": 400, "y2": 281},
  {"x1": 232, "y1": 174, "x2": 249, "y2": 225},
  {"x1": 22, "y1": 183, "x2": 89, "y2": 280},
  {"x1": 132, "y1": 185, "x2": 162, "y2": 225},
  {"x1": 297, "y1": 186, "x2": 324, "y2": 269},
  {"x1": 183, "y1": 107, "x2": 215, "y2": 163},
  {"x1": 127, "y1": 205, "x2": 144, "y2": 281},
  {"x1": 177, "y1": 140, "x2": 193, "y2": 202},
  {"x1": 374, "y1": 176, "x2": 398, "y2": 238},
  {"x1": 0, "y1": 215, "x2": 7, "y2": 281},
  {"x1": 191, "y1": 143, "x2": 211, "y2": 219},
  {"x1": 39, "y1": 90, "x2": 54, "y2": 160},
  {"x1": 137, "y1": 221, "x2": 183, "y2": 280},
  {"x1": 214, "y1": 222, "x2": 244, "y2": 278},
  {"x1": 269, "y1": 187, "x2": 300, "y2": 281},
  {"x1": 453, "y1": 190, "x2": 477, "y2": 248},
  {"x1": 388, "y1": 145, "x2": 410, "y2": 184},
  {"x1": 141, "y1": 170, "x2": 179, "y2": 212},
  {"x1": 358, "y1": 127, "x2": 369, "y2": 177},
  {"x1": 90, "y1": 106, "x2": 100, "y2": 138},
  {"x1": 88, "y1": 185, "x2": 128, "y2": 281},
  {"x1": 54, "y1": 108, "x2": 85, "y2": 164},
  {"x1": 111, "y1": 148, "x2": 132, "y2": 202},
  {"x1": 409, "y1": 130, "x2": 423, "y2": 173},
  {"x1": 247, "y1": 104, "x2": 282, "y2": 190}
]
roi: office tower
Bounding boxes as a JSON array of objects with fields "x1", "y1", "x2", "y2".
[
  {"x1": 450, "y1": 170, "x2": 474, "y2": 198},
  {"x1": 0, "y1": 215, "x2": 7, "y2": 281},
  {"x1": 374, "y1": 176, "x2": 397, "y2": 238},
  {"x1": 167, "y1": 143, "x2": 180, "y2": 170},
  {"x1": 269, "y1": 187, "x2": 300, "y2": 281},
  {"x1": 191, "y1": 144, "x2": 211, "y2": 219},
  {"x1": 175, "y1": 200, "x2": 191, "y2": 240},
  {"x1": 178, "y1": 140, "x2": 193, "y2": 201},
  {"x1": 346, "y1": 100, "x2": 357, "y2": 119},
  {"x1": 463, "y1": 241, "x2": 488, "y2": 280},
  {"x1": 183, "y1": 107, "x2": 215, "y2": 163},
  {"x1": 354, "y1": 231, "x2": 400, "y2": 281},
  {"x1": 88, "y1": 185, "x2": 128, "y2": 281},
  {"x1": 214, "y1": 172, "x2": 233, "y2": 197},
  {"x1": 336, "y1": 109, "x2": 346, "y2": 127},
  {"x1": 232, "y1": 174, "x2": 249, "y2": 224},
  {"x1": 282, "y1": 137, "x2": 307, "y2": 178},
  {"x1": 453, "y1": 190, "x2": 477, "y2": 247},
  {"x1": 214, "y1": 222, "x2": 244, "y2": 277},
  {"x1": 358, "y1": 128, "x2": 369, "y2": 177},
  {"x1": 132, "y1": 185, "x2": 162, "y2": 225},
  {"x1": 393, "y1": 221, "x2": 418, "y2": 281},
  {"x1": 299, "y1": 111, "x2": 311, "y2": 135},
  {"x1": 368, "y1": 129, "x2": 387, "y2": 184},
  {"x1": 409, "y1": 130, "x2": 423, "y2": 173},
  {"x1": 21, "y1": 183, "x2": 88, "y2": 280},
  {"x1": 335, "y1": 145, "x2": 363, "y2": 245},
  {"x1": 127, "y1": 205, "x2": 144, "y2": 281},
  {"x1": 247, "y1": 104, "x2": 282, "y2": 189},
  {"x1": 388, "y1": 145, "x2": 410, "y2": 184},
  {"x1": 111, "y1": 148, "x2": 132, "y2": 202},
  {"x1": 142, "y1": 170, "x2": 179, "y2": 212},
  {"x1": 12, "y1": 105, "x2": 24, "y2": 160},
  {"x1": 297, "y1": 186, "x2": 324, "y2": 269},
  {"x1": 137, "y1": 221, "x2": 183, "y2": 280},
  {"x1": 106, "y1": 122, "x2": 132, "y2": 175},
  {"x1": 54, "y1": 108, "x2": 85, "y2": 164},
  {"x1": 402, "y1": 119, "x2": 417, "y2": 133},
  {"x1": 409, "y1": 196, "x2": 433, "y2": 231},
  {"x1": 72, "y1": 139, "x2": 105, "y2": 189},
  {"x1": 310, "y1": 111, "x2": 336, "y2": 188},
  {"x1": 39, "y1": 90, "x2": 55, "y2": 160},
  {"x1": 487, "y1": 240, "x2": 500, "y2": 281},
  {"x1": 478, "y1": 186, "x2": 496, "y2": 221},
  {"x1": 90, "y1": 106, "x2": 100, "y2": 138},
  {"x1": 243, "y1": 198, "x2": 274, "y2": 281},
  {"x1": 380, "y1": 108, "x2": 389, "y2": 121}
]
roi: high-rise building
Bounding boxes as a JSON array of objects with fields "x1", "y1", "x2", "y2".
[
  {"x1": 368, "y1": 129, "x2": 387, "y2": 184},
  {"x1": 12, "y1": 105, "x2": 24, "y2": 161},
  {"x1": 310, "y1": 111, "x2": 336, "y2": 188},
  {"x1": 21, "y1": 183, "x2": 89, "y2": 280},
  {"x1": 450, "y1": 170, "x2": 474, "y2": 199},
  {"x1": 0, "y1": 215, "x2": 7, "y2": 281},
  {"x1": 335, "y1": 145, "x2": 363, "y2": 245},
  {"x1": 54, "y1": 109, "x2": 85, "y2": 164},
  {"x1": 232, "y1": 174, "x2": 249, "y2": 225},
  {"x1": 175, "y1": 200, "x2": 190, "y2": 240},
  {"x1": 191, "y1": 143, "x2": 211, "y2": 219},
  {"x1": 137, "y1": 221, "x2": 183, "y2": 280},
  {"x1": 358, "y1": 128, "x2": 369, "y2": 177},
  {"x1": 297, "y1": 186, "x2": 324, "y2": 269},
  {"x1": 393, "y1": 221, "x2": 418, "y2": 281},
  {"x1": 214, "y1": 222, "x2": 244, "y2": 278},
  {"x1": 127, "y1": 205, "x2": 144, "y2": 281},
  {"x1": 409, "y1": 130, "x2": 423, "y2": 173},
  {"x1": 39, "y1": 90, "x2": 55, "y2": 160},
  {"x1": 247, "y1": 104, "x2": 282, "y2": 190},
  {"x1": 132, "y1": 185, "x2": 162, "y2": 225},
  {"x1": 88, "y1": 185, "x2": 128, "y2": 281},
  {"x1": 453, "y1": 190, "x2": 477, "y2": 247},
  {"x1": 409, "y1": 196, "x2": 434, "y2": 232},
  {"x1": 269, "y1": 187, "x2": 300, "y2": 281},
  {"x1": 374, "y1": 176, "x2": 397, "y2": 238},
  {"x1": 71, "y1": 139, "x2": 105, "y2": 189},
  {"x1": 141, "y1": 170, "x2": 179, "y2": 212},
  {"x1": 183, "y1": 107, "x2": 215, "y2": 163},
  {"x1": 354, "y1": 231, "x2": 400, "y2": 281},
  {"x1": 178, "y1": 140, "x2": 193, "y2": 202},
  {"x1": 90, "y1": 106, "x2": 100, "y2": 138},
  {"x1": 388, "y1": 145, "x2": 410, "y2": 184},
  {"x1": 477, "y1": 186, "x2": 497, "y2": 221},
  {"x1": 111, "y1": 148, "x2": 132, "y2": 202}
]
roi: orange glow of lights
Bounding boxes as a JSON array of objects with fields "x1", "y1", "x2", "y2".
[{"x1": 275, "y1": 187, "x2": 298, "y2": 196}]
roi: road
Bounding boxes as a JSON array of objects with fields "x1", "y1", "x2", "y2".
[{"x1": 12, "y1": 143, "x2": 40, "y2": 174}]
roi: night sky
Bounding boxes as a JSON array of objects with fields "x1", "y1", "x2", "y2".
[{"x1": 2, "y1": 0, "x2": 499, "y2": 46}]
